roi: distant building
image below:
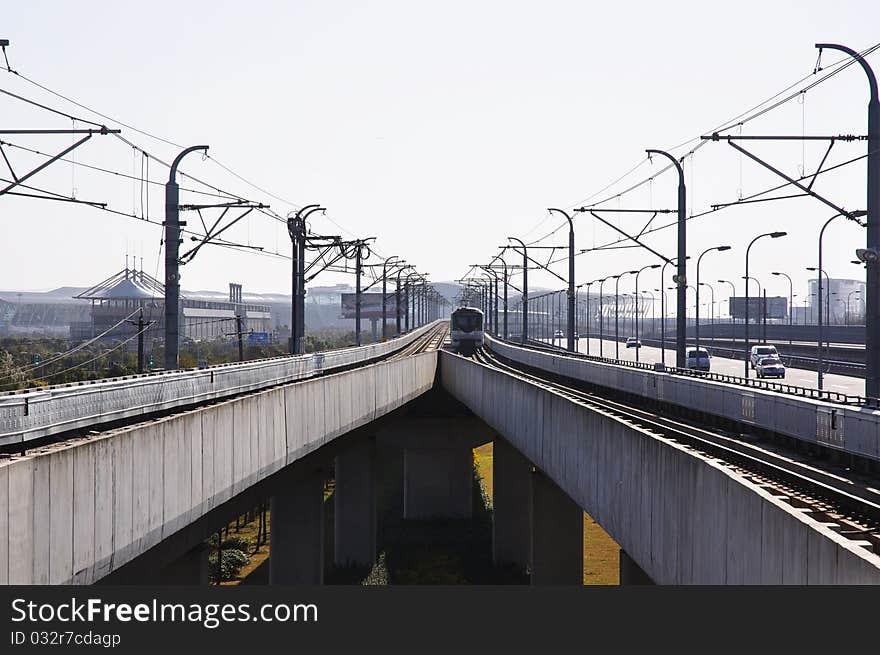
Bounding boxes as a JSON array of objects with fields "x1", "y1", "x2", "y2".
[
  {"x1": 71, "y1": 267, "x2": 272, "y2": 343},
  {"x1": 0, "y1": 298, "x2": 14, "y2": 335},
  {"x1": 807, "y1": 278, "x2": 864, "y2": 325}
]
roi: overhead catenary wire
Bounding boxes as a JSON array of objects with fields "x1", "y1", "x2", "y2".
[
  {"x1": 519, "y1": 42, "x2": 880, "y2": 248},
  {"x1": 1, "y1": 64, "x2": 383, "y2": 270},
  {"x1": 0, "y1": 307, "x2": 142, "y2": 380},
  {"x1": 20, "y1": 320, "x2": 156, "y2": 386},
  {"x1": 538, "y1": 147, "x2": 877, "y2": 269},
  {"x1": 0, "y1": 175, "x2": 294, "y2": 261}
]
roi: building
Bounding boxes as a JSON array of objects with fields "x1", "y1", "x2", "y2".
[
  {"x1": 71, "y1": 267, "x2": 272, "y2": 344},
  {"x1": 807, "y1": 278, "x2": 864, "y2": 325}
]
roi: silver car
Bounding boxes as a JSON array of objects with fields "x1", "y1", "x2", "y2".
[
  {"x1": 755, "y1": 356, "x2": 785, "y2": 379},
  {"x1": 750, "y1": 344, "x2": 779, "y2": 369}
]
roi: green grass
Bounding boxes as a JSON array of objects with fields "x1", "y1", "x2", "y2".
[{"x1": 474, "y1": 442, "x2": 620, "y2": 585}]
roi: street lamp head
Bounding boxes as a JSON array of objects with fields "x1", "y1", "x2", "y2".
[
  {"x1": 628, "y1": 270, "x2": 639, "y2": 275},
  {"x1": 770, "y1": 231, "x2": 787, "y2": 238},
  {"x1": 856, "y1": 247, "x2": 880, "y2": 264},
  {"x1": 648, "y1": 264, "x2": 661, "y2": 270},
  {"x1": 716, "y1": 245, "x2": 732, "y2": 252}
]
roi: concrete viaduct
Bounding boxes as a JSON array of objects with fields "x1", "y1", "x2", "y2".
[{"x1": 2, "y1": 323, "x2": 879, "y2": 585}]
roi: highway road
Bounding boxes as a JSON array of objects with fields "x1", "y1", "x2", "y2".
[{"x1": 538, "y1": 336, "x2": 866, "y2": 397}]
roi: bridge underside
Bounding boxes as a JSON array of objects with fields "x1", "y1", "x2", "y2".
[
  {"x1": 440, "y1": 351, "x2": 880, "y2": 584},
  {"x1": 0, "y1": 352, "x2": 436, "y2": 585}
]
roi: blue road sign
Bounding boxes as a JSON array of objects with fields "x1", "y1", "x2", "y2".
[{"x1": 247, "y1": 332, "x2": 269, "y2": 345}]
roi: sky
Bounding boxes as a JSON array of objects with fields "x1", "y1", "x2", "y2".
[{"x1": 1, "y1": 0, "x2": 879, "y2": 316}]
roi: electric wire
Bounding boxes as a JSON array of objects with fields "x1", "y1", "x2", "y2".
[
  {"x1": 0, "y1": 307, "x2": 141, "y2": 380},
  {"x1": 519, "y1": 42, "x2": 880, "y2": 249}
]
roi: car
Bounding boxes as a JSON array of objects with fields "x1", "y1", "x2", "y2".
[
  {"x1": 750, "y1": 344, "x2": 779, "y2": 369},
  {"x1": 553, "y1": 329, "x2": 564, "y2": 338},
  {"x1": 685, "y1": 346, "x2": 711, "y2": 372},
  {"x1": 755, "y1": 356, "x2": 785, "y2": 379},
  {"x1": 625, "y1": 337, "x2": 641, "y2": 348}
]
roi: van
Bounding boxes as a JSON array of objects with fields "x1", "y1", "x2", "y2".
[
  {"x1": 750, "y1": 345, "x2": 779, "y2": 369},
  {"x1": 686, "y1": 347, "x2": 711, "y2": 372}
]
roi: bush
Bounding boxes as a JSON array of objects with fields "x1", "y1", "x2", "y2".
[
  {"x1": 208, "y1": 548, "x2": 250, "y2": 582},
  {"x1": 221, "y1": 535, "x2": 252, "y2": 553}
]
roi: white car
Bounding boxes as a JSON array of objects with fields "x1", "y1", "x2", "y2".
[
  {"x1": 685, "y1": 347, "x2": 711, "y2": 372},
  {"x1": 755, "y1": 356, "x2": 786, "y2": 379},
  {"x1": 553, "y1": 329, "x2": 564, "y2": 338},
  {"x1": 750, "y1": 345, "x2": 779, "y2": 369},
  {"x1": 625, "y1": 337, "x2": 641, "y2": 348}
]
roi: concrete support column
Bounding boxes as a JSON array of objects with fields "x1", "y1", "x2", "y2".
[
  {"x1": 492, "y1": 438, "x2": 531, "y2": 572},
  {"x1": 334, "y1": 439, "x2": 376, "y2": 567},
  {"x1": 269, "y1": 469, "x2": 325, "y2": 584},
  {"x1": 403, "y1": 446, "x2": 473, "y2": 520},
  {"x1": 157, "y1": 543, "x2": 209, "y2": 585},
  {"x1": 530, "y1": 469, "x2": 583, "y2": 585},
  {"x1": 375, "y1": 443, "x2": 405, "y2": 531},
  {"x1": 619, "y1": 548, "x2": 654, "y2": 585}
]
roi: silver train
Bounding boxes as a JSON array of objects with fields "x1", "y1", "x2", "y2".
[
  {"x1": 0, "y1": 323, "x2": 437, "y2": 450},
  {"x1": 450, "y1": 306, "x2": 485, "y2": 354}
]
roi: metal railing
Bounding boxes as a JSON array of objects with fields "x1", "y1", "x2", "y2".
[{"x1": 511, "y1": 337, "x2": 876, "y2": 407}]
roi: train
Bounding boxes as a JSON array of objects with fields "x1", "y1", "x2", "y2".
[{"x1": 450, "y1": 306, "x2": 484, "y2": 354}]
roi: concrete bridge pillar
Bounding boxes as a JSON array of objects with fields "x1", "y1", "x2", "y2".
[
  {"x1": 334, "y1": 439, "x2": 377, "y2": 567},
  {"x1": 269, "y1": 468, "x2": 325, "y2": 584},
  {"x1": 619, "y1": 548, "x2": 654, "y2": 585},
  {"x1": 530, "y1": 469, "x2": 583, "y2": 585},
  {"x1": 492, "y1": 437, "x2": 531, "y2": 573},
  {"x1": 157, "y1": 543, "x2": 210, "y2": 585},
  {"x1": 403, "y1": 443, "x2": 473, "y2": 520}
]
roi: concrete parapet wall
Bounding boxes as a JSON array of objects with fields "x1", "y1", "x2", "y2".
[
  {"x1": 487, "y1": 336, "x2": 880, "y2": 463},
  {"x1": 0, "y1": 351, "x2": 437, "y2": 585},
  {"x1": 441, "y1": 351, "x2": 880, "y2": 584},
  {"x1": 0, "y1": 321, "x2": 443, "y2": 449}
]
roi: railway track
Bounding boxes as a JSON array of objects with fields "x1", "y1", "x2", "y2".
[
  {"x1": 389, "y1": 322, "x2": 448, "y2": 359},
  {"x1": 1, "y1": 322, "x2": 447, "y2": 454},
  {"x1": 470, "y1": 346, "x2": 880, "y2": 555}
]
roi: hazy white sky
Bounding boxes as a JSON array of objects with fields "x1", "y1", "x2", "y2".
[{"x1": 1, "y1": 0, "x2": 878, "y2": 312}]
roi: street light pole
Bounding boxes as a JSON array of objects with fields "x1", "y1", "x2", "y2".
[
  {"x1": 578, "y1": 280, "x2": 597, "y2": 356},
  {"x1": 847, "y1": 290, "x2": 861, "y2": 326},
  {"x1": 493, "y1": 251, "x2": 509, "y2": 339},
  {"x1": 614, "y1": 270, "x2": 638, "y2": 359},
  {"x1": 642, "y1": 290, "x2": 656, "y2": 337},
  {"x1": 815, "y1": 43, "x2": 878, "y2": 399},
  {"x1": 808, "y1": 265, "x2": 832, "y2": 389},
  {"x1": 646, "y1": 148, "x2": 687, "y2": 368},
  {"x1": 381, "y1": 256, "x2": 402, "y2": 340},
  {"x1": 508, "y1": 237, "x2": 529, "y2": 344},
  {"x1": 479, "y1": 265, "x2": 500, "y2": 337},
  {"x1": 771, "y1": 271, "x2": 793, "y2": 345},
  {"x1": 699, "y1": 282, "x2": 715, "y2": 344},
  {"x1": 745, "y1": 231, "x2": 787, "y2": 377},
  {"x1": 396, "y1": 265, "x2": 412, "y2": 335},
  {"x1": 548, "y1": 208, "x2": 576, "y2": 352},
  {"x1": 718, "y1": 280, "x2": 737, "y2": 345},
  {"x1": 634, "y1": 264, "x2": 660, "y2": 362},
  {"x1": 598, "y1": 276, "x2": 610, "y2": 357},
  {"x1": 696, "y1": 245, "x2": 731, "y2": 356},
  {"x1": 659, "y1": 257, "x2": 683, "y2": 367},
  {"x1": 165, "y1": 144, "x2": 209, "y2": 371},
  {"x1": 288, "y1": 204, "x2": 326, "y2": 354}
]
